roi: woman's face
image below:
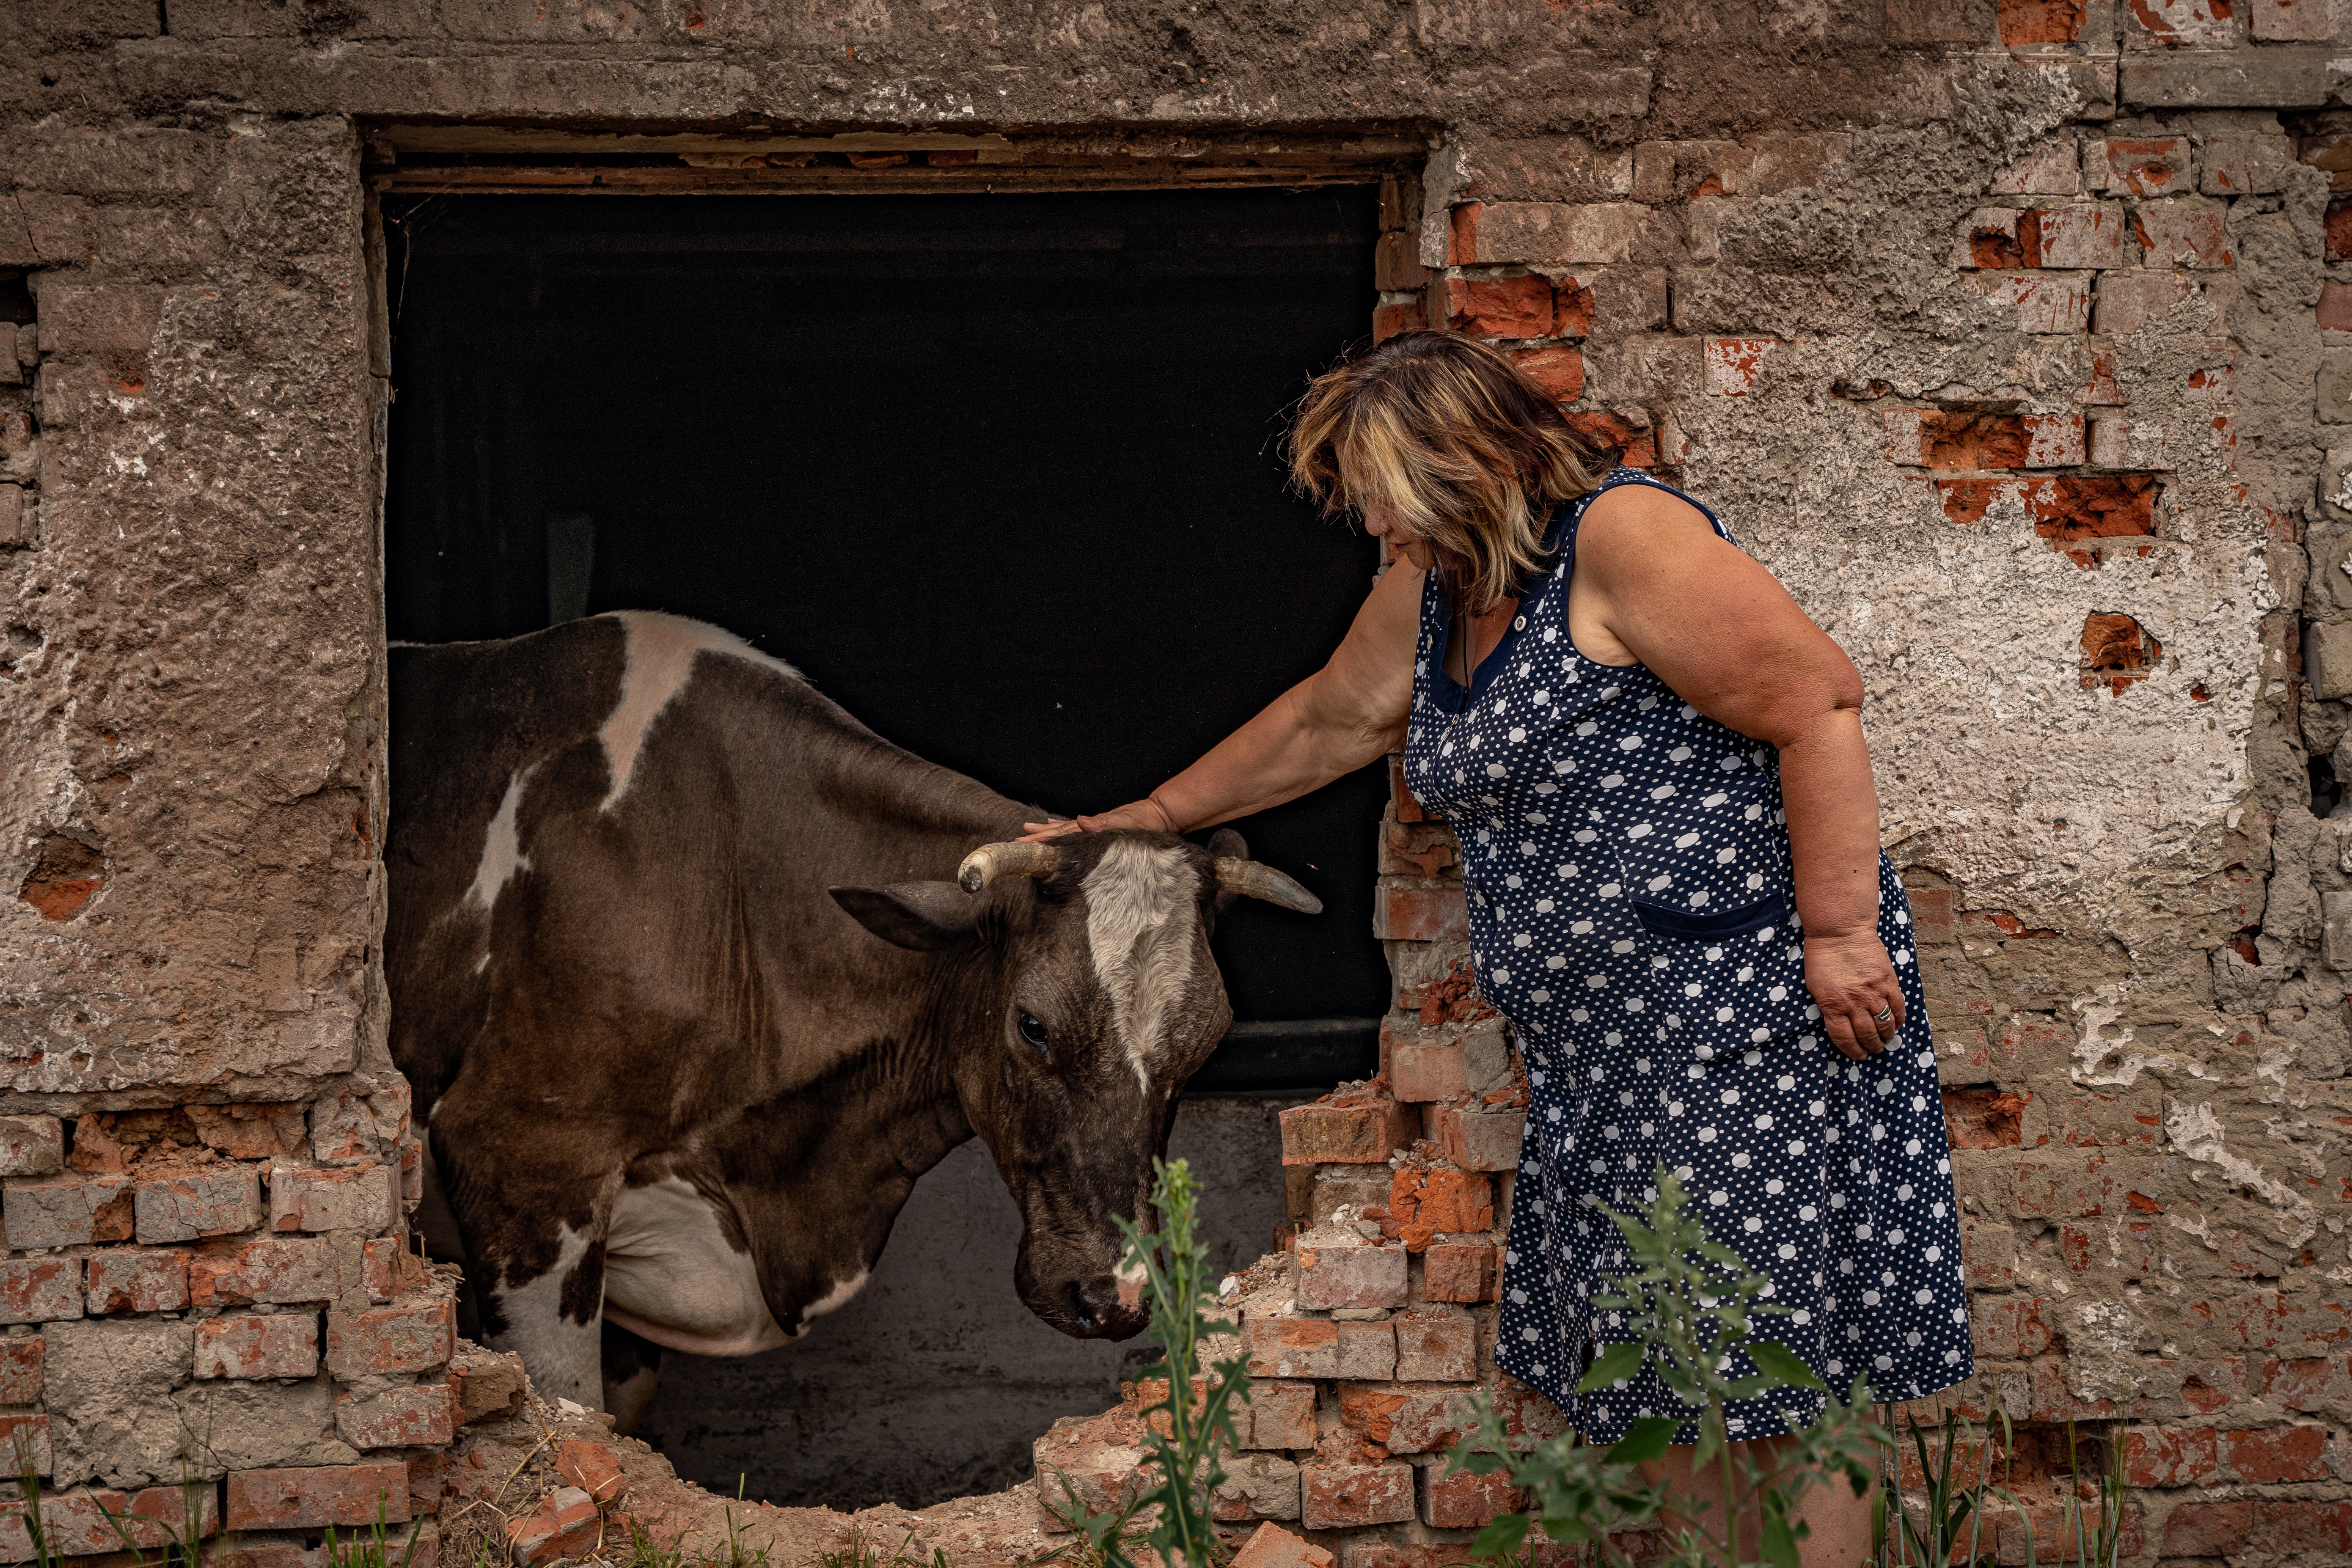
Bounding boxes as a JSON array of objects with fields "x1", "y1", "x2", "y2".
[{"x1": 1361, "y1": 506, "x2": 1436, "y2": 571}]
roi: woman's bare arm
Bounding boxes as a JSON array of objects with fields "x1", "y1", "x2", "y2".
[
  {"x1": 1022, "y1": 559, "x2": 1425, "y2": 838},
  {"x1": 1572, "y1": 484, "x2": 1903, "y2": 1062}
]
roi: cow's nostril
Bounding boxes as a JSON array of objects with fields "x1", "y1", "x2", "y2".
[{"x1": 1067, "y1": 1282, "x2": 1101, "y2": 1334}]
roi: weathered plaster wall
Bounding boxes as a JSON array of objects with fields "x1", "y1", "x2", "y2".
[{"x1": 0, "y1": 0, "x2": 2347, "y2": 1563}]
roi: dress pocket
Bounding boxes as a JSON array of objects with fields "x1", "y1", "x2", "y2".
[{"x1": 1610, "y1": 775, "x2": 1793, "y2": 940}]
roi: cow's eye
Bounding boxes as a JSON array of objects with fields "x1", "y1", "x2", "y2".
[{"x1": 1017, "y1": 1013, "x2": 1051, "y2": 1056}]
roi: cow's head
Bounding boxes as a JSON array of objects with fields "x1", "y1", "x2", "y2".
[{"x1": 830, "y1": 827, "x2": 1318, "y2": 1340}]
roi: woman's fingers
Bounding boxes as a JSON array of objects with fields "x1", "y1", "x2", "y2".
[
  {"x1": 1804, "y1": 931, "x2": 1904, "y2": 1062},
  {"x1": 1018, "y1": 818, "x2": 1083, "y2": 842}
]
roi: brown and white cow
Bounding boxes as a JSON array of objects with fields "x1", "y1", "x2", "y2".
[{"x1": 385, "y1": 612, "x2": 1318, "y2": 1421}]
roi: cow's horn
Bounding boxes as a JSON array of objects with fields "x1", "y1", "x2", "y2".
[
  {"x1": 958, "y1": 842, "x2": 1061, "y2": 894},
  {"x1": 1215, "y1": 857, "x2": 1323, "y2": 915}
]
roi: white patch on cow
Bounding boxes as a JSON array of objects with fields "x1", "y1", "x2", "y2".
[
  {"x1": 489, "y1": 1222, "x2": 606, "y2": 1410},
  {"x1": 597, "y1": 612, "x2": 802, "y2": 812},
  {"x1": 792, "y1": 1269, "x2": 871, "y2": 1336},
  {"x1": 1081, "y1": 838, "x2": 1200, "y2": 1091},
  {"x1": 466, "y1": 764, "x2": 538, "y2": 916},
  {"x1": 602, "y1": 1176, "x2": 794, "y2": 1357}
]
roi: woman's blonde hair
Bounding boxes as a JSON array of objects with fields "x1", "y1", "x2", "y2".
[{"x1": 1289, "y1": 332, "x2": 1600, "y2": 615}]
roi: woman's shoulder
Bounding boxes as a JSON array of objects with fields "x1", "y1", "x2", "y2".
[{"x1": 1571, "y1": 469, "x2": 1725, "y2": 540}]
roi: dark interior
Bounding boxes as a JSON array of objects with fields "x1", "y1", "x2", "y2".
[{"x1": 382, "y1": 186, "x2": 1391, "y2": 1088}]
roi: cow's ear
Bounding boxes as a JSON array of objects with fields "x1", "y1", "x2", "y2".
[
  {"x1": 1206, "y1": 828, "x2": 1249, "y2": 914},
  {"x1": 831, "y1": 883, "x2": 980, "y2": 951}
]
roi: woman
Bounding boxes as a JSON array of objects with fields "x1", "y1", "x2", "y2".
[{"x1": 1024, "y1": 331, "x2": 1970, "y2": 1559}]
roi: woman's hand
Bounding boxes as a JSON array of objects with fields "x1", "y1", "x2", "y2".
[
  {"x1": 1019, "y1": 799, "x2": 1178, "y2": 842},
  {"x1": 1803, "y1": 929, "x2": 1905, "y2": 1061}
]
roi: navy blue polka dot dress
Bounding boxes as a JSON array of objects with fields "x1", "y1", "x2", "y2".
[{"x1": 1400, "y1": 468, "x2": 1973, "y2": 1443}]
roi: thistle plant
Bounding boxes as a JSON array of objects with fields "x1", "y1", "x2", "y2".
[
  {"x1": 1048, "y1": 1157, "x2": 1251, "y2": 1568},
  {"x1": 1452, "y1": 1167, "x2": 1882, "y2": 1568}
]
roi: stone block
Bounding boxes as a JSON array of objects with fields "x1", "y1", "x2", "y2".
[
  {"x1": 1990, "y1": 139, "x2": 2081, "y2": 196},
  {"x1": 1301, "y1": 1462, "x2": 1415, "y2": 1530},
  {"x1": 2309, "y1": 618, "x2": 2352, "y2": 701},
  {"x1": 1213, "y1": 1455, "x2": 1303, "y2": 1524},
  {"x1": 2122, "y1": 49, "x2": 2336, "y2": 109},
  {"x1": 44, "y1": 1318, "x2": 197, "y2": 1488},
  {"x1": 2202, "y1": 135, "x2": 2295, "y2": 195},
  {"x1": 1974, "y1": 272, "x2": 2093, "y2": 333},
  {"x1": 1394, "y1": 1309, "x2": 1478, "y2": 1381},
  {"x1": 188, "y1": 1239, "x2": 338, "y2": 1306},
  {"x1": 2091, "y1": 271, "x2": 2211, "y2": 336},
  {"x1": 0, "y1": 1118, "x2": 62, "y2": 1177},
  {"x1": 5, "y1": 1175, "x2": 133, "y2": 1249},
  {"x1": 1296, "y1": 1231, "x2": 1407, "y2": 1312},
  {"x1": 269, "y1": 1163, "x2": 395, "y2": 1234},
  {"x1": 226, "y1": 1463, "x2": 410, "y2": 1531},
  {"x1": 1243, "y1": 1381, "x2": 1318, "y2": 1451},
  {"x1": 2132, "y1": 198, "x2": 2235, "y2": 268},
  {"x1": 0, "y1": 486, "x2": 23, "y2": 550},
  {"x1": 448, "y1": 1345, "x2": 527, "y2": 1425},
  {"x1": 309, "y1": 1089, "x2": 409, "y2": 1165},
  {"x1": 194, "y1": 1314, "x2": 319, "y2": 1381},
  {"x1": 135, "y1": 1168, "x2": 262, "y2": 1244},
  {"x1": 327, "y1": 1296, "x2": 454, "y2": 1377},
  {"x1": 0, "y1": 1260, "x2": 82, "y2": 1325},
  {"x1": 87, "y1": 1250, "x2": 191, "y2": 1315},
  {"x1": 2317, "y1": 351, "x2": 2352, "y2": 424},
  {"x1": 1450, "y1": 201, "x2": 1654, "y2": 266},
  {"x1": 1228, "y1": 1521, "x2": 1329, "y2": 1568},
  {"x1": 335, "y1": 1385, "x2": 454, "y2": 1451}
]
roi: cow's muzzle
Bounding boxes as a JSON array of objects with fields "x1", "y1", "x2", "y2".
[{"x1": 1045, "y1": 1276, "x2": 1148, "y2": 1340}]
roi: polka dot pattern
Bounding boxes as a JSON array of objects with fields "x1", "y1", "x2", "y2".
[{"x1": 1401, "y1": 468, "x2": 1974, "y2": 1442}]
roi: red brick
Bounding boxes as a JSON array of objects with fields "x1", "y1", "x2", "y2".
[
  {"x1": 506, "y1": 1487, "x2": 597, "y2": 1566},
  {"x1": 190, "y1": 1238, "x2": 338, "y2": 1306},
  {"x1": 195, "y1": 1312, "x2": 319, "y2": 1380},
  {"x1": 1935, "y1": 475, "x2": 2159, "y2": 568},
  {"x1": 0, "y1": 1260, "x2": 80, "y2": 1325},
  {"x1": 86, "y1": 1249, "x2": 190, "y2": 1315},
  {"x1": 0, "y1": 1338, "x2": 39, "y2": 1405},
  {"x1": 1337, "y1": 1320, "x2": 1397, "y2": 1380},
  {"x1": 2057, "y1": 1221, "x2": 2155, "y2": 1279},
  {"x1": 1944, "y1": 1087, "x2": 2028, "y2": 1149},
  {"x1": 1377, "y1": 820, "x2": 1458, "y2": 880},
  {"x1": 0, "y1": 1119, "x2": 62, "y2": 1179},
  {"x1": 228, "y1": 1463, "x2": 411, "y2": 1531},
  {"x1": 0, "y1": 1413, "x2": 50, "y2": 1477},
  {"x1": 1422, "y1": 1467, "x2": 1521, "y2": 1529},
  {"x1": 2249, "y1": 1500, "x2": 2352, "y2": 1553},
  {"x1": 2323, "y1": 280, "x2": 2352, "y2": 333},
  {"x1": 1301, "y1": 1463, "x2": 1415, "y2": 1530},
  {"x1": 1704, "y1": 338, "x2": 1776, "y2": 396},
  {"x1": 2093, "y1": 271, "x2": 2216, "y2": 336},
  {"x1": 1279, "y1": 1097, "x2": 1411, "y2": 1166},
  {"x1": 2126, "y1": 1425, "x2": 2218, "y2": 1487},
  {"x1": 365, "y1": 1238, "x2": 428, "y2": 1301},
  {"x1": 1960, "y1": 1220, "x2": 2016, "y2": 1289},
  {"x1": 2247, "y1": 0, "x2": 2338, "y2": 37},
  {"x1": 1975, "y1": 1297, "x2": 2052, "y2": 1359},
  {"x1": 134, "y1": 1167, "x2": 262, "y2": 1244},
  {"x1": 1421, "y1": 1244, "x2": 1500, "y2": 1303},
  {"x1": 2225, "y1": 1423, "x2": 2330, "y2": 1483},
  {"x1": 1449, "y1": 202, "x2": 1648, "y2": 267},
  {"x1": 1432, "y1": 1105, "x2": 1524, "y2": 1172},
  {"x1": 1445, "y1": 277, "x2": 1551, "y2": 339},
  {"x1": 1296, "y1": 1234, "x2": 1407, "y2": 1312},
  {"x1": 2132, "y1": 200, "x2": 2234, "y2": 269},
  {"x1": 2096, "y1": 138, "x2": 2192, "y2": 196},
  {"x1": 1374, "y1": 231, "x2": 1426, "y2": 292},
  {"x1": 2261, "y1": 1357, "x2": 2342, "y2": 1411},
  {"x1": 1374, "y1": 885, "x2": 1469, "y2": 943},
  {"x1": 1247, "y1": 1317, "x2": 1341, "y2": 1379},
  {"x1": 327, "y1": 1296, "x2": 456, "y2": 1377},
  {"x1": 2161, "y1": 1500, "x2": 2250, "y2": 1557},
  {"x1": 1337, "y1": 1383, "x2": 1481, "y2": 1455},
  {"x1": 0, "y1": 1483, "x2": 217, "y2": 1561},
  {"x1": 1551, "y1": 275, "x2": 1598, "y2": 337},
  {"x1": 336, "y1": 1384, "x2": 456, "y2": 1451},
  {"x1": 556, "y1": 1441, "x2": 627, "y2": 1507},
  {"x1": 1511, "y1": 345, "x2": 1583, "y2": 402},
  {"x1": 3, "y1": 1175, "x2": 132, "y2": 1249},
  {"x1": 1244, "y1": 1381, "x2": 1318, "y2": 1451},
  {"x1": 1389, "y1": 1168, "x2": 1492, "y2": 1240},
  {"x1": 1389, "y1": 756, "x2": 1425, "y2": 823},
  {"x1": 1974, "y1": 272, "x2": 2092, "y2": 333},
  {"x1": 270, "y1": 1162, "x2": 396, "y2": 1235},
  {"x1": 1393, "y1": 1310, "x2": 1477, "y2": 1381},
  {"x1": 1233, "y1": 1523, "x2": 1333, "y2": 1568},
  {"x1": 2080, "y1": 613, "x2": 2163, "y2": 695},
  {"x1": 2000, "y1": 0, "x2": 2085, "y2": 42},
  {"x1": 1373, "y1": 298, "x2": 1426, "y2": 344},
  {"x1": 1390, "y1": 1041, "x2": 1469, "y2": 1104},
  {"x1": 2185, "y1": 1290, "x2": 2352, "y2": 1351},
  {"x1": 2028, "y1": 1361, "x2": 2119, "y2": 1422}
]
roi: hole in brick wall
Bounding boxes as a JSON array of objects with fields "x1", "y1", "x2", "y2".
[
  {"x1": 17, "y1": 829, "x2": 104, "y2": 921},
  {"x1": 0, "y1": 272, "x2": 32, "y2": 327},
  {"x1": 381, "y1": 183, "x2": 1393, "y2": 1510},
  {"x1": 2312, "y1": 754, "x2": 2341, "y2": 818}
]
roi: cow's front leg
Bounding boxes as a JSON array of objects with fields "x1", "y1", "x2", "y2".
[
  {"x1": 433, "y1": 1092, "x2": 623, "y2": 1410},
  {"x1": 600, "y1": 1321, "x2": 663, "y2": 1434}
]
